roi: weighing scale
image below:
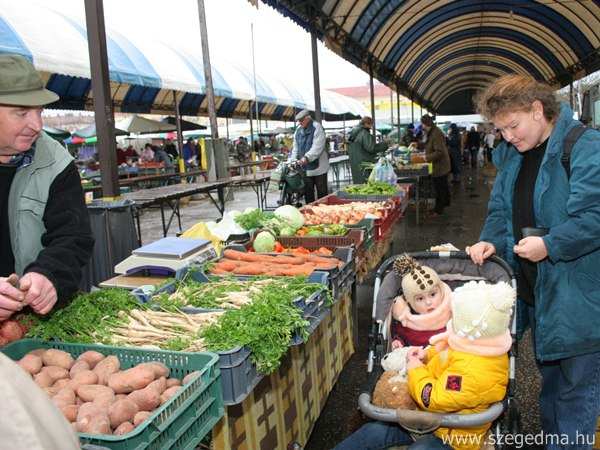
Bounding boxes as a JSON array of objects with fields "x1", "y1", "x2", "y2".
[{"x1": 113, "y1": 237, "x2": 217, "y2": 278}]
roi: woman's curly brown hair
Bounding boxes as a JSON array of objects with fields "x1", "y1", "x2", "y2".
[{"x1": 476, "y1": 74, "x2": 559, "y2": 122}]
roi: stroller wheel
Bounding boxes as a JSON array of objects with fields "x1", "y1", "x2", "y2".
[{"x1": 493, "y1": 400, "x2": 521, "y2": 450}]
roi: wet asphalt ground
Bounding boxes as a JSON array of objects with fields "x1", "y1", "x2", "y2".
[{"x1": 136, "y1": 167, "x2": 542, "y2": 450}]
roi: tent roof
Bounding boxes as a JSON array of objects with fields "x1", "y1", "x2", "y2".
[
  {"x1": 73, "y1": 124, "x2": 129, "y2": 138},
  {"x1": 263, "y1": 0, "x2": 600, "y2": 114},
  {"x1": 0, "y1": 1, "x2": 367, "y2": 120},
  {"x1": 115, "y1": 115, "x2": 177, "y2": 135},
  {"x1": 160, "y1": 116, "x2": 207, "y2": 131}
]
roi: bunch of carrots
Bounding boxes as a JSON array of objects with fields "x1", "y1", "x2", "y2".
[{"x1": 210, "y1": 249, "x2": 342, "y2": 277}]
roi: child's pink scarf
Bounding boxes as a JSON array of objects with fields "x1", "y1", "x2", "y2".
[
  {"x1": 429, "y1": 320, "x2": 512, "y2": 357},
  {"x1": 394, "y1": 282, "x2": 452, "y2": 331}
]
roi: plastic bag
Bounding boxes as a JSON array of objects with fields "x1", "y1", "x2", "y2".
[{"x1": 368, "y1": 157, "x2": 398, "y2": 185}]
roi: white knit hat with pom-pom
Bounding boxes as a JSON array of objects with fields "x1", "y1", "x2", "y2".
[{"x1": 450, "y1": 280, "x2": 516, "y2": 340}]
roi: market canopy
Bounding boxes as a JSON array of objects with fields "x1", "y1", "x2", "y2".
[
  {"x1": 73, "y1": 124, "x2": 129, "y2": 138},
  {"x1": 160, "y1": 116, "x2": 207, "y2": 132},
  {"x1": 264, "y1": 0, "x2": 600, "y2": 114},
  {"x1": 115, "y1": 115, "x2": 177, "y2": 135},
  {"x1": 0, "y1": 1, "x2": 367, "y2": 120}
]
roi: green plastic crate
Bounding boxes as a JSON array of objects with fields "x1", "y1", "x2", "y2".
[{"x1": 2, "y1": 339, "x2": 224, "y2": 450}]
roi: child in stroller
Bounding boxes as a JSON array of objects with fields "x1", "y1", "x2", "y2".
[{"x1": 335, "y1": 252, "x2": 518, "y2": 450}]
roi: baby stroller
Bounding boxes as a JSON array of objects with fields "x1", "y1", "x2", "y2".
[
  {"x1": 361, "y1": 251, "x2": 519, "y2": 449},
  {"x1": 275, "y1": 159, "x2": 305, "y2": 207}
]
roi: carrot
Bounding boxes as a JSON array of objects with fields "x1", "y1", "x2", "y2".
[
  {"x1": 273, "y1": 255, "x2": 306, "y2": 265},
  {"x1": 314, "y1": 262, "x2": 339, "y2": 270},
  {"x1": 223, "y1": 249, "x2": 264, "y2": 262},
  {"x1": 210, "y1": 268, "x2": 229, "y2": 275},
  {"x1": 214, "y1": 260, "x2": 239, "y2": 271},
  {"x1": 232, "y1": 265, "x2": 266, "y2": 275},
  {"x1": 316, "y1": 247, "x2": 333, "y2": 256}
]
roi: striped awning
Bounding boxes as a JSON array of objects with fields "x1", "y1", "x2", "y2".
[
  {"x1": 0, "y1": 1, "x2": 367, "y2": 120},
  {"x1": 263, "y1": 0, "x2": 600, "y2": 114}
]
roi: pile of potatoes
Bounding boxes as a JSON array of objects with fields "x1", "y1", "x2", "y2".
[{"x1": 17, "y1": 348, "x2": 200, "y2": 435}]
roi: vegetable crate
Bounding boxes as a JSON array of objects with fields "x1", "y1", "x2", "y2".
[
  {"x1": 394, "y1": 163, "x2": 431, "y2": 178},
  {"x1": 131, "y1": 271, "x2": 328, "y2": 405},
  {"x1": 335, "y1": 188, "x2": 407, "y2": 203},
  {"x1": 308, "y1": 194, "x2": 399, "y2": 242},
  {"x1": 2, "y1": 339, "x2": 223, "y2": 450},
  {"x1": 224, "y1": 245, "x2": 354, "y2": 301}
]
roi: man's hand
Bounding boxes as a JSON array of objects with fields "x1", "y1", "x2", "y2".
[
  {"x1": 19, "y1": 272, "x2": 57, "y2": 315},
  {"x1": 0, "y1": 274, "x2": 25, "y2": 320},
  {"x1": 466, "y1": 241, "x2": 496, "y2": 265},
  {"x1": 514, "y1": 236, "x2": 548, "y2": 262}
]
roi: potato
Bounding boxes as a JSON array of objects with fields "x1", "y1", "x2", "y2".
[
  {"x1": 182, "y1": 371, "x2": 201, "y2": 385},
  {"x1": 71, "y1": 370, "x2": 98, "y2": 386},
  {"x1": 41, "y1": 365, "x2": 70, "y2": 382},
  {"x1": 28, "y1": 348, "x2": 46, "y2": 358},
  {"x1": 76, "y1": 384, "x2": 115, "y2": 403},
  {"x1": 77, "y1": 402, "x2": 105, "y2": 423},
  {"x1": 165, "y1": 378, "x2": 181, "y2": 388},
  {"x1": 42, "y1": 349, "x2": 74, "y2": 370},
  {"x1": 133, "y1": 411, "x2": 151, "y2": 427},
  {"x1": 128, "y1": 386, "x2": 160, "y2": 412},
  {"x1": 43, "y1": 386, "x2": 61, "y2": 396},
  {"x1": 69, "y1": 360, "x2": 90, "y2": 377},
  {"x1": 160, "y1": 386, "x2": 181, "y2": 405},
  {"x1": 114, "y1": 421, "x2": 134, "y2": 435},
  {"x1": 147, "y1": 377, "x2": 167, "y2": 395},
  {"x1": 140, "y1": 362, "x2": 170, "y2": 378},
  {"x1": 92, "y1": 391, "x2": 117, "y2": 409},
  {"x1": 108, "y1": 365, "x2": 155, "y2": 393},
  {"x1": 53, "y1": 379, "x2": 70, "y2": 390},
  {"x1": 115, "y1": 394, "x2": 128, "y2": 401},
  {"x1": 34, "y1": 371, "x2": 54, "y2": 388},
  {"x1": 60, "y1": 404, "x2": 79, "y2": 423},
  {"x1": 108, "y1": 399, "x2": 139, "y2": 428},
  {"x1": 77, "y1": 351, "x2": 105, "y2": 369},
  {"x1": 93, "y1": 355, "x2": 120, "y2": 385},
  {"x1": 18, "y1": 354, "x2": 42, "y2": 375},
  {"x1": 52, "y1": 388, "x2": 76, "y2": 409},
  {"x1": 76, "y1": 413, "x2": 111, "y2": 435}
]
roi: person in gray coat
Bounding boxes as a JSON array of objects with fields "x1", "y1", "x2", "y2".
[{"x1": 290, "y1": 109, "x2": 329, "y2": 202}]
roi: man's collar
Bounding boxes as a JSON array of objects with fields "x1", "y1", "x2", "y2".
[{"x1": 3, "y1": 143, "x2": 36, "y2": 169}]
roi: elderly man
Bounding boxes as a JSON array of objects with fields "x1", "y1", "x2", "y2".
[
  {"x1": 0, "y1": 54, "x2": 93, "y2": 320},
  {"x1": 290, "y1": 109, "x2": 329, "y2": 203}
]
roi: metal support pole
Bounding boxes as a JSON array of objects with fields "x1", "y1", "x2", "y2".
[
  {"x1": 173, "y1": 90, "x2": 184, "y2": 161},
  {"x1": 310, "y1": 30, "x2": 322, "y2": 123},
  {"x1": 249, "y1": 100, "x2": 254, "y2": 151},
  {"x1": 411, "y1": 94, "x2": 414, "y2": 124},
  {"x1": 389, "y1": 87, "x2": 393, "y2": 133},
  {"x1": 197, "y1": 0, "x2": 218, "y2": 140},
  {"x1": 225, "y1": 117, "x2": 229, "y2": 140},
  {"x1": 569, "y1": 81, "x2": 574, "y2": 110},
  {"x1": 342, "y1": 115, "x2": 346, "y2": 151},
  {"x1": 396, "y1": 88, "x2": 401, "y2": 145},
  {"x1": 84, "y1": 0, "x2": 118, "y2": 198},
  {"x1": 369, "y1": 65, "x2": 376, "y2": 137},
  {"x1": 250, "y1": 23, "x2": 260, "y2": 135}
]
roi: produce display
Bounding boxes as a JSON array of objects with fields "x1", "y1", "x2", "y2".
[
  {"x1": 276, "y1": 246, "x2": 334, "y2": 256},
  {"x1": 0, "y1": 318, "x2": 28, "y2": 346},
  {"x1": 209, "y1": 248, "x2": 342, "y2": 276},
  {"x1": 343, "y1": 181, "x2": 400, "y2": 195},
  {"x1": 17, "y1": 347, "x2": 199, "y2": 435},
  {"x1": 302, "y1": 201, "x2": 389, "y2": 225},
  {"x1": 295, "y1": 224, "x2": 347, "y2": 237}
]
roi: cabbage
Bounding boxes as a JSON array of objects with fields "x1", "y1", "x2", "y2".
[
  {"x1": 253, "y1": 231, "x2": 276, "y2": 252},
  {"x1": 274, "y1": 205, "x2": 304, "y2": 231}
]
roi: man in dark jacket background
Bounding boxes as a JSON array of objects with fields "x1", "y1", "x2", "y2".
[
  {"x1": 420, "y1": 115, "x2": 451, "y2": 216},
  {"x1": 347, "y1": 116, "x2": 387, "y2": 184},
  {"x1": 0, "y1": 54, "x2": 94, "y2": 319}
]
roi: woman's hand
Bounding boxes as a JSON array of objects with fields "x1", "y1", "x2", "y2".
[
  {"x1": 466, "y1": 241, "x2": 496, "y2": 265},
  {"x1": 514, "y1": 237, "x2": 548, "y2": 262}
]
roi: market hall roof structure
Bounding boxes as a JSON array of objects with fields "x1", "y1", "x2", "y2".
[
  {"x1": 0, "y1": 1, "x2": 367, "y2": 121},
  {"x1": 263, "y1": 0, "x2": 600, "y2": 114}
]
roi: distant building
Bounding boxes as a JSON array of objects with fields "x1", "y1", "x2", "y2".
[{"x1": 328, "y1": 82, "x2": 424, "y2": 124}]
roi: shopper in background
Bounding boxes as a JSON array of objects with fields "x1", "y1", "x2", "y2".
[
  {"x1": 419, "y1": 115, "x2": 451, "y2": 217},
  {"x1": 290, "y1": 109, "x2": 329, "y2": 203},
  {"x1": 140, "y1": 143, "x2": 154, "y2": 163},
  {"x1": 347, "y1": 116, "x2": 387, "y2": 184},
  {"x1": 466, "y1": 126, "x2": 481, "y2": 168},
  {"x1": 446, "y1": 123, "x2": 462, "y2": 183},
  {"x1": 0, "y1": 54, "x2": 93, "y2": 319},
  {"x1": 469, "y1": 74, "x2": 600, "y2": 449}
]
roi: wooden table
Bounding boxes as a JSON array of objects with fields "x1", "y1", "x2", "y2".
[
  {"x1": 228, "y1": 160, "x2": 265, "y2": 176},
  {"x1": 123, "y1": 180, "x2": 230, "y2": 243}
]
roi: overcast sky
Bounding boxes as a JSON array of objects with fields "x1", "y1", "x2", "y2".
[{"x1": 44, "y1": 0, "x2": 371, "y2": 91}]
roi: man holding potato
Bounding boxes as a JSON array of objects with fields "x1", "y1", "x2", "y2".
[{"x1": 0, "y1": 54, "x2": 94, "y2": 320}]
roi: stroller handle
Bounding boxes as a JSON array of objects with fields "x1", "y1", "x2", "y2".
[
  {"x1": 375, "y1": 251, "x2": 514, "y2": 280},
  {"x1": 358, "y1": 393, "x2": 504, "y2": 433}
]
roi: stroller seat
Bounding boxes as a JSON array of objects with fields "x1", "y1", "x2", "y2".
[{"x1": 361, "y1": 251, "x2": 519, "y2": 449}]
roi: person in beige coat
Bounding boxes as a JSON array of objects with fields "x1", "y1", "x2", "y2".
[{"x1": 421, "y1": 115, "x2": 451, "y2": 216}]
